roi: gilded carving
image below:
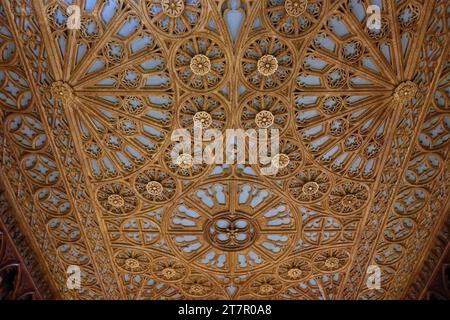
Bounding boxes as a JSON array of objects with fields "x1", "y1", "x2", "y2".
[{"x1": 0, "y1": 0, "x2": 448, "y2": 301}]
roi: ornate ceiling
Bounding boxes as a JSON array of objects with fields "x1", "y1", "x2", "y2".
[{"x1": 0, "y1": 0, "x2": 448, "y2": 300}]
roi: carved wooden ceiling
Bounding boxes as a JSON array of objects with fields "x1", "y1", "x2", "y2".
[{"x1": 0, "y1": 0, "x2": 448, "y2": 300}]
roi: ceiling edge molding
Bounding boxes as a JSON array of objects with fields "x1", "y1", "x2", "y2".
[
  {"x1": 406, "y1": 209, "x2": 450, "y2": 299},
  {"x1": 0, "y1": 179, "x2": 57, "y2": 299}
]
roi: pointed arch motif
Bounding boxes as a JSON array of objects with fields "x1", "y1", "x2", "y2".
[{"x1": 0, "y1": 0, "x2": 448, "y2": 300}]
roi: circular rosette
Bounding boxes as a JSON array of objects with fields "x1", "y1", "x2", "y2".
[
  {"x1": 178, "y1": 93, "x2": 228, "y2": 132},
  {"x1": 114, "y1": 248, "x2": 151, "y2": 274},
  {"x1": 239, "y1": 93, "x2": 291, "y2": 134},
  {"x1": 327, "y1": 181, "x2": 369, "y2": 215},
  {"x1": 249, "y1": 275, "x2": 283, "y2": 297},
  {"x1": 144, "y1": 0, "x2": 205, "y2": 38},
  {"x1": 164, "y1": 180, "x2": 300, "y2": 276},
  {"x1": 312, "y1": 248, "x2": 350, "y2": 272},
  {"x1": 134, "y1": 167, "x2": 178, "y2": 203},
  {"x1": 204, "y1": 213, "x2": 259, "y2": 252},
  {"x1": 96, "y1": 183, "x2": 139, "y2": 216},
  {"x1": 258, "y1": 138, "x2": 303, "y2": 179},
  {"x1": 239, "y1": 35, "x2": 295, "y2": 91},
  {"x1": 162, "y1": 142, "x2": 208, "y2": 179},
  {"x1": 151, "y1": 257, "x2": 187, "y2": 282},
  {"x1": 181, "y1": 275, "x2": 214, "y2": 297},
  {"x1": 288, "y1": 166, "x2": 332, "y2": 202},
  {"x1": 277, "y1": 257, "x2": 312, "y2": 282},
  {"x1": 264, "y1": 0, "x2": 326, "y2": 38},
  {"x1": 173, "y1": 35, "x2": 229, "y2": 91}
]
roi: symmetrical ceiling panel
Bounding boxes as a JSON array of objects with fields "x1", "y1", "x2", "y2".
[{"x1": 0, "y1": 0, "x2": 448, "y2": 299}]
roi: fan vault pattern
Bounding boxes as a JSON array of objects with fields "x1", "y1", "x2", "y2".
[{"x1": 0, "y1": 0, "x2": 448, "y2": 300}]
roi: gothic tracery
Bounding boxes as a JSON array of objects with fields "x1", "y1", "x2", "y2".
[{"x1": 0, "y1": 0, "x2": 448, "y2": 300}]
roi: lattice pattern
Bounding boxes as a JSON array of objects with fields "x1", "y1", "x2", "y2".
[{"x1": 0, "y1": 0, "x2": 448, "y2": 300}]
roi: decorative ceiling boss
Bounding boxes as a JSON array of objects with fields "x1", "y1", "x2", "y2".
[{"x1": 0, "y1": 0, "x2": 448, "y2": 301}]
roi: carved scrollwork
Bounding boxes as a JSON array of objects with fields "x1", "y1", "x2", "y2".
[
  {"x1": 249, "y1": 274, "x2": 283, "y2": 297},
  {"x1": 181, "y1": 274, "x2": 214, "y2": 297},
  {"x1": 134, "y1": 167, "x2": 179, "y2": 203},
  {"x1": 405, "y1": 153, "x2": 443, "y2": 185},
  {"x1": 151, "y1": 257, "x2": 187, "y2": 282},
  {"x1": 312, "y1": 248, "x2": 350, "y2": 272},
  {"x1": 114, "y1": 248, "x2": 152, "y2": 274},
  {"x1": 288, "y1": 166, "x2": 332, "y2": 202},
  {"x1": 239, "y1": 93, "x2": 291, "y2": 134},
  {"x1": 277, "y1": 257, "x2": 312, "y2": 282},
  {"x1": 120, "y1": 217, "x2": 161, "y2": 246},
  {"x1": 327, "y1": 181, "x2": 369, "y2": 215},
  {"x1": 164, "y1": 180, "x2": 300, "y2": 276}
]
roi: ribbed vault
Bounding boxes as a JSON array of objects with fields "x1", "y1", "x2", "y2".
[{"x1": 0, "y1": 0, "x2": 448, "y2": 299}]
